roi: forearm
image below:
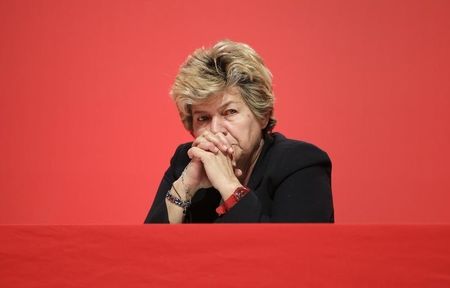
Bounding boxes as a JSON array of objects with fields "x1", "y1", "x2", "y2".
[{"x1": 166, "y1": 179, "x2": 190, "y2": 224}]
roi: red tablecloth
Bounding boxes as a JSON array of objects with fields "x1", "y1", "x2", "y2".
[{"x1": 1, "y1": 225, "x2": 449, "y2": 287}]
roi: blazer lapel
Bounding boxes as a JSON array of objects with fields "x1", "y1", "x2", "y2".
[{"x1": 247, "y1": 133, "x2": 275, "y2": 191}]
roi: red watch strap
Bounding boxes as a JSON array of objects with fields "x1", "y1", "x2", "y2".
[{"x1": 216, "y1": 186, "x2": 250, "y2": 216}]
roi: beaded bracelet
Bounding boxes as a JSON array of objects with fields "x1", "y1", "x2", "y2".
[{"x1": 166, "y1": 190, "x2": 191, "y2": 215}]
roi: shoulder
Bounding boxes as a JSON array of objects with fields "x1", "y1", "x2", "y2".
[
  {"x1": 168, "y1": 141, "x2": 193, "y2": 175},
  {"x1": 264, "y1": 133, "x2": 331, "y2": 176},
  {"x1": 173, "y1": 141, "x2": 193, "y2": 157}
]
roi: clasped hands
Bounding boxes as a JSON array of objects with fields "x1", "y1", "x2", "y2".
[{"x1": 180, "y1": 131, "x2": 243, "y2": 200}]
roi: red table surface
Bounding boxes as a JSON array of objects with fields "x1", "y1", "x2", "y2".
[{"x1": 1, "y1": 225, "x2": 449, "y2": 288}]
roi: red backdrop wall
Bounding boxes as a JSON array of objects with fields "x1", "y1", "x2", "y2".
[{"x1": 1, "y1": 0, "x2": 449, "y2": 224}]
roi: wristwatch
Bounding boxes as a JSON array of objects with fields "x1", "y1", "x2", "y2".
[{"x1": 216, "y1": 186, "x2": 250, "y2": 216}]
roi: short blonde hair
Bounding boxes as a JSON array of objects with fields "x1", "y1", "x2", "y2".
[{"x1": 170, "y1": 39, "x2": 276, "y2": 133}]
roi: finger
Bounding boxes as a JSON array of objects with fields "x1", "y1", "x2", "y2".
[
  {"x1": 192, "y1": 131, "x2": 213, "y2": 147},
  {"x1": 196, "y1": 141, "x2": 219, "y2": 154},
  {"x1": 203, "y1": 132, "x2": 231, "y2": 154},
  {"x1": 214, "y1": 132, "x2": 234, "y2": 155},
  {"x1": 234, "y1": 168, "x2": 242, "y2": 177},
  {"x1": 188, "y1": 146, "x2": 212, "y2": 162},
  {"x1": 193, "y1": 131, "x2": 233, "y2": 156},
  {"x1": 192, "y1": 132, "x2": 223, "y2": 154},
  {"x1": 192, "y1": 134, "x2": 206, "y2": 147},
  {"x1": 187, "y1": 146, "x2": 202, "y2": 160},
  {"x1": 192, "y1": 134, "x2": 219, "y2": 154}
]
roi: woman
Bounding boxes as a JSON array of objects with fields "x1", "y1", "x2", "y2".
[{"x1": 145, "y1": 40, "x2": 334, "y2": 223}]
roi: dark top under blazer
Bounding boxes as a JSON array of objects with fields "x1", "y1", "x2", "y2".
[{"x1": 144, "y1": 132, "x2": 334, "y2": 223}]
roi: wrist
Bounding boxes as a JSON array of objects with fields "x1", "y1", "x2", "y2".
[
  {"x1": 216, "y1": 186, "x2": 251, "y2": 216},
  {"x1": 173, "y1": 179, "x2": 190, "y2": 201},
  {"x1": 217, "y1": 179, "x2": 242, "y2": 200}
]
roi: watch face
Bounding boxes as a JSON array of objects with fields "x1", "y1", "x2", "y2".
[
  {"x1": 234, "y1": 191, "x2": 243, "y2": 200},
  {"x1": 233, "y1": 187, "x2": 250, "y2": 200}
]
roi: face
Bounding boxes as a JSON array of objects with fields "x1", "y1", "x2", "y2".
[{"x1": 191, "y1": 89, "x2": 268, "y2": 167}]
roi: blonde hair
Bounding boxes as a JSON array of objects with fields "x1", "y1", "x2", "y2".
[{"x1": 170, "y1": 39, "x2": 276, "y2": 133}]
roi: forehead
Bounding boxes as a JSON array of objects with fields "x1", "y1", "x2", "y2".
[{"x1": 192, "y1": 90, "x2": 244, "y2": 112}]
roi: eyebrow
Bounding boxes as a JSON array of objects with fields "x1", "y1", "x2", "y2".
[{"x1": 192, "y1": 101, "x2": 239, "y2": 114}]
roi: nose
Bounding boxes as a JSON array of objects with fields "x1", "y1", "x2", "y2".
[{"x1": 209, "y1": 116, "x2": 226, "y2": 134}]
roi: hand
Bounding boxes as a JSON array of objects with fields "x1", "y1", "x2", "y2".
[
  {"x1": 180, "y1": 159, "x2": 211, "y2": 193},
  {"x1": 180, "y1": 131, "x2": 242, "y2": 197},
  {"x1": 187, "y1": 147, "x2": 242, "y2": 199},
  {"x1": 193, "y1": 131, "x2": 234, "y2": 159},
  {"x1": 193, "y1": 131, "x2": 242, "y2": 175}
]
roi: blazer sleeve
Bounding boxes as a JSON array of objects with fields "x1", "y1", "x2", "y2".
[
  {"x1": 144, "y1": 144, "x2": 190, "y2": 223},
  {"x1": 267, "y1": 164, "x2": 334, "y2": 222},
  {"x1": 215, "y1": 143, "x2": 334, "y2": 223}
]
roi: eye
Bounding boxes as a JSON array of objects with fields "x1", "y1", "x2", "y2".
[
  {"x1": 196, "y1": 115, "x2": 210, "y2": 122},
  {"x1": 224, "y1": 109, "x2": 238, "y2": 116}
]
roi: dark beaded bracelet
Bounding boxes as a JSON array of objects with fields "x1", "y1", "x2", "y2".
[{"x1": 166, "y1": 190, "x2": 191, "y2": 215}]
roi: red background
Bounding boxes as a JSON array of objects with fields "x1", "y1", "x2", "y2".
[{"x1": 1, "y1": 0, "x2": 449, "y2": 224}]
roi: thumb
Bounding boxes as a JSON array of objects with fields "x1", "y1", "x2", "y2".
[{"x1": 187, "y1": 146, "x2": 208, "y2": 161}]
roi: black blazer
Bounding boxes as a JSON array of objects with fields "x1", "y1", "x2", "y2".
[{"x1": 145, "y1": 132, "x2": 334, "y2": 223}]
